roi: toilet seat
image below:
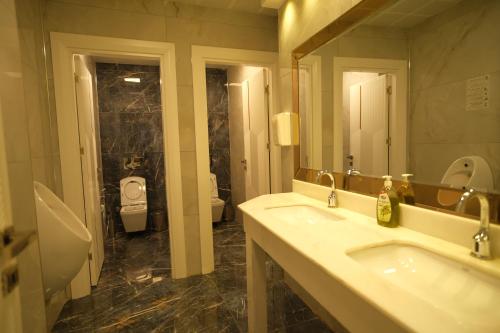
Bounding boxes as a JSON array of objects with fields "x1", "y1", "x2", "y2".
[
  {"x1": 120, "y1": 177, "x2": 148, "y2": 232},
  {"x1": 120, "y1": 176, "x2": 147, "y2": 206}
]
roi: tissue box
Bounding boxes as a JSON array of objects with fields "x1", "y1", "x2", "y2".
[{"x1": 272, "y1": 112, "x2": 299, "y2": 146}]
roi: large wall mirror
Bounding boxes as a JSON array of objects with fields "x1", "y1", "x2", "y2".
[{"x1": 293, "y1": 0, "x2": 499, "y2": 222}]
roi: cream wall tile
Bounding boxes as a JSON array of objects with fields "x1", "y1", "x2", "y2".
[
  {"x1": 31, "y1": 156, "x2": 56, "y2": 188},
  {"x1": 44, "y1": 1, "x2": 167, "y2": 41},
  {"x1": 1, "y1": 0, "x2": 47, "y2": 329},
  {"x1": 180, "y1": 151, "x2": 199, "y2": 215},
  {"x1": 1, "y1": 77, "x2": 32, "y2": 163},
  {"x1": 165, "y1": 16, "x2": 278, "y2": 51},
  {"x1": 183, "y1": 214, "x2": 202, "y2": 276},
  {"x1": 281, "y1": 148, "x2": 294, "y2": 192},
  {"x1": 411, "y1": 72, "x2": 500, "y2": 145},
  {"x1": 177, "y1": 85, "x2": 196, "y2": 152},
  {"x1": 170, "y1": 42, "x2": 193, "y2": 86},
  {"x1": 17, "y1": 0, "x2": 61, "y2": 193},
  {"x1": 279, "y1": 68, "x2": 292, "y2": 112},
  {"x1": 50, "y1": 0, "x2": 165, "y2": 16},
  {"x1": 408, "y1": 0, "x2": 500, "y2": 190},
  {"x1": 410, "y1": 0, "x2": 500, "y2": 91},
  {"x1": 165, "y1": 2, "x2": 277, "y2": 31}
]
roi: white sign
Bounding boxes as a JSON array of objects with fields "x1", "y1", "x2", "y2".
[{"x1": 466, "y1": 75, "x2": 489, "y2": 112}]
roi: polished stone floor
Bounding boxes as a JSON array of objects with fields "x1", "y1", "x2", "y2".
[{"x1": 53, "y1": 221, "x2": 333, "y2": 332}]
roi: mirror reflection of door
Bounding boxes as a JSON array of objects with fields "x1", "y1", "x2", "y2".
[{"x1": 346, "y1": 73, "x2": 392, "y2": 176}]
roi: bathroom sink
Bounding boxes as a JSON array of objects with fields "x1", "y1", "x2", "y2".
[
  {"x1": 348, "y1": 243, "x2": 500, "y2": 329},
  {"x1": 265, "y1": 205, "x2": 344, "y2": 225}
]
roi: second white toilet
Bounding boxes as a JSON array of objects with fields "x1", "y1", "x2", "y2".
[
  {"x1": 120, "y1": 176, "x2": 148, "y2": 232},
  {"x1": 210, "y1": 173, "x2": 225, "y2": 223}
]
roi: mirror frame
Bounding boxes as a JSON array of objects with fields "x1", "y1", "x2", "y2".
[{"x1": 291, "y1": 0, "x2": 500, "y2": 222}]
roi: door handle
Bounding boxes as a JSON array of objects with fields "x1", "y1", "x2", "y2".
[
  {"x1": 241, "y1": 159, "x2": 247, "y2": 171},
  {"x1": 1, "y1": 227, "x2": 37, "y2": 266}
]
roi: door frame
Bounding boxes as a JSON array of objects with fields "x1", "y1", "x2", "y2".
[
  {"x1": 51, "y1": 32, "x2": 187, "y2": 298},
  {"x1": 192, "y1": 46, "x2": 281, "y2": 274},
  {"x1": 333, "y1": 57, "x2": 408, "y2": 176},
  {"x1": 298, "y1": 54, "x2": 322, "y2": 170}
]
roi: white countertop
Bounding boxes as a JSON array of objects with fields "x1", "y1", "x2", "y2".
[{"x1": 240, "y1": 191, "x2": 500, "y2": 333}]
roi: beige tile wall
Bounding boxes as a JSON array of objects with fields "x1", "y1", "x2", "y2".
[
  {"x1": 409, "y1": 0, "x2": 500, "y2": 190},
  {"x1": 43, "y1": 0, "x2": 278, "y2": 275},
  {"x1": 16, "y1": 0, "x2": 62, "y2": 196},
  {"x1": 1, "y1": 0, "x2": 48, "y2": 330}
]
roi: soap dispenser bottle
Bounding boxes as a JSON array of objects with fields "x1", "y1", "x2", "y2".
[
  {"x1": 376, "y1": 175, "x2": 400, "y2": 228},
  {"x1": 397, "y1": 173, "x2": 415, "y2": 205}
]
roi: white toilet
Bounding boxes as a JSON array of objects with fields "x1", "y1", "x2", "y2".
[
  {"x1": 210, "y1": 173, "x2": 225, "y2": 223},
  {"x1": 120, "y1": 176, "x2": 148, "y2": 232}
]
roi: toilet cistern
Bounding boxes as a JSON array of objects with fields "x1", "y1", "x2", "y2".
[
  {"x1": 316, "y1": 170, "x2": 338, "y2": 208},
  {"x1": 456, "y1": 189, "x2": 492, "y2": 259}
]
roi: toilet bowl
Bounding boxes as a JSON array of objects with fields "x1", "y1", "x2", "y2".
[
  {"x1": 438, "y1": 156, "x2": 494, "y2": 206},
  {"x1": 33, "y1": 182, "x2": 92, "y2": 299},
  {"x1": 210, "y1": 173, "x2": 225, "y2": 223},
  {"x1": 120, "y1": 176, "x2": 148, "y2": 232}
]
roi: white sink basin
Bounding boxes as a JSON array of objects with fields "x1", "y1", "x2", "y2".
[
  {"x1": 349, "y1": 243, "x2": 500, "y2": 330},
  {"x1": 265, "y1": 205, "x2": 344, "y2": 225}
]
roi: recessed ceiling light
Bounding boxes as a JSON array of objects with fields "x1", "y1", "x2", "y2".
[{"x1": 124, "y1": 77, "x2": 140, "y2": 83}]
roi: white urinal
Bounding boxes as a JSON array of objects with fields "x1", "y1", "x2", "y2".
[
  {"x1": 440, "y1": 156, "x2": 494, "y2": 191},
  {"x1": 33, "y1": 182, "x2": 92, "y2": 299},
  {"x1": 438, "y1": 156, "x2": 494, "y2": 206}
]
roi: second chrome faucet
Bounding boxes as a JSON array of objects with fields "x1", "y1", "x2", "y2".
[{"x1": 316, "y1": 170, "x2": 338, "y2": 208}]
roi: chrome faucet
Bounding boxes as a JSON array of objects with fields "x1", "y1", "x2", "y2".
[
  {"x1": 316, "y1": 170, "x2": 338, "y2": 208},
  {"x1": 343, "y1": 154, "x2": 361, "y2": 190},
  {"x1": 456, "y1": 189, "x2": 492, "y2": 259}
]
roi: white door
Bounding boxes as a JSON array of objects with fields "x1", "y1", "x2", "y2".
[
  {"x1": 349, "y1": 74, "x2": 391, "y2": 176},
  {"x1": 242, "y1": 68, "x2": 271, "y2": 200},
  {"x1": 74, "y1": 56, "x2": 104, "y2": 286},
  {"x1": 0, "y1": 103, "x2": 23, "y2": 333}
]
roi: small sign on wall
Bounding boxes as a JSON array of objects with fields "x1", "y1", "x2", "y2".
[{"x1": 466, "y1": 74, "x2": 489, "y2": 112}]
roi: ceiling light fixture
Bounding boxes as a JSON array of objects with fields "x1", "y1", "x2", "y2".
[{"x1": 124, "y1": 77, "x2": 140, "y2": 83}]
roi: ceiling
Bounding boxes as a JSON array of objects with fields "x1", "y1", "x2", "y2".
[
  {"x1": 168, "y1": 0, "x2": 278, "y2": 16},
  {"x1": 364, "y1": 0, "x2": 462, "y2": 28}
]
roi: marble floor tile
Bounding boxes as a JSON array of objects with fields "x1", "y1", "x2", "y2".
[{"x1": 52, "y1": 221, "x2": 334, "y2": 332}]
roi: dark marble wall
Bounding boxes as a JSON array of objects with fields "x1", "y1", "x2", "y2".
[
  {"x1": 96, "y1": 63, "x2": 166, "y2": 233},
  {"x1": 206, "y1": 68, "x2": 231, "y2": 205}
]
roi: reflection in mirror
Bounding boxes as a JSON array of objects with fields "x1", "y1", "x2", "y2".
[
  {"x1": 298, "y1": 0, "x2": 499, "y2": 188},
  {"x1": 296, "y1": 0, "x2": 500, "y2": 220}
]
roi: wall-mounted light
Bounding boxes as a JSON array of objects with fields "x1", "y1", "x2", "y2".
[{"x1": 124, "y1": 77, "x2": 140, "y2": 83}]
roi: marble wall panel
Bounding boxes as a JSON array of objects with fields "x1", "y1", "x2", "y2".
[
  {"x1": 96, "y1": 63, "x2": 167, "y2": 233},
  {"x1": 409, "y1": 0, "x2": 500, "y2": 191},
  {"x1": 206, "y1": 68, "x2": 232, "y2": 205}
]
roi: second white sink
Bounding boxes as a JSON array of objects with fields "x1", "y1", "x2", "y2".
[{"x1": 348, "y1": 243, "x2": 500, "y2": 331}]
